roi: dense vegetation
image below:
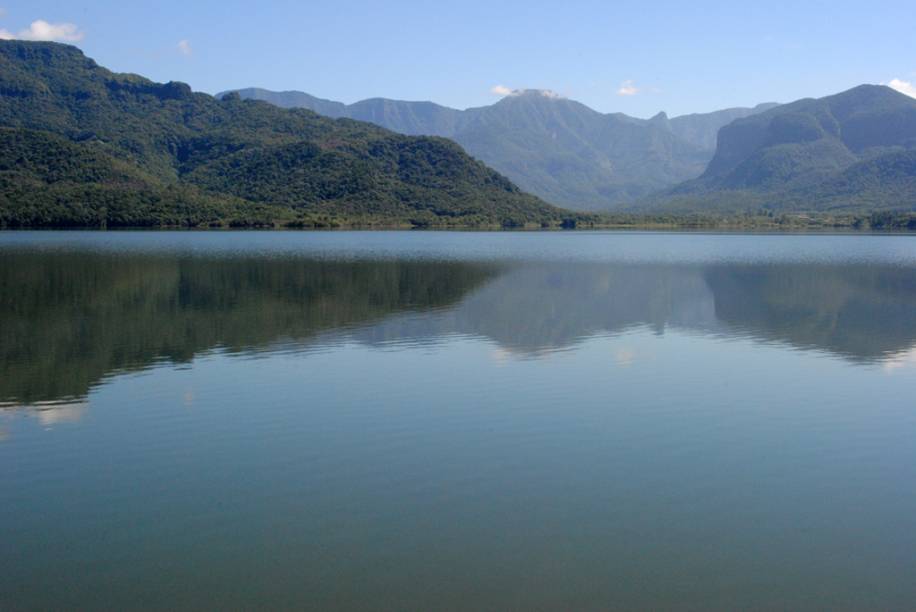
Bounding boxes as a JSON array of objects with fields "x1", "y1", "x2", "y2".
[
  {"x1": 580, "y1": 209, "x2": 916, "y2": 230},
  {"x1": 0, "y1": 41, "x2": 587, "y2": 228},
  {"x1": 647, "y1": 85, "x2": 916, "y2": 214},
  {"x1": 224, "y1": 87, "x2": 775, "y2": 211}
]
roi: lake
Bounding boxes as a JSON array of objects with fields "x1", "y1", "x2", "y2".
[{"x1": 2, "y1": 230, "x2": 916, "y2": 610}]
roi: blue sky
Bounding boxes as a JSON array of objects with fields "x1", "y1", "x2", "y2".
[{"x1": 2, "y1": 0, "x2": 915, "y2": 117}]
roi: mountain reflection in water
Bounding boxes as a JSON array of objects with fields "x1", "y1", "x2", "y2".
[{"x1": 2, "y1": 251, "x2": 915, "y2": 406}]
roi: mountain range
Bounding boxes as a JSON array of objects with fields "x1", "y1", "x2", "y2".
[
  {"x1": 220, "y1": 87, "x2": 778, "y2": 211},
  {"x1": 1, "y1": 39, "x2": 914, "y2": 228},
  {"x1": 223, "y1": 85, "x2": 916, "y2": 216},
  {"x1": 0, "y1": 41, "x2": 578, "y2": 228}
]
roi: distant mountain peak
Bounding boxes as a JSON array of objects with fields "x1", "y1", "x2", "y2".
[{"x1": 222, "y1": 86, "x2": 780, "y2": 210}]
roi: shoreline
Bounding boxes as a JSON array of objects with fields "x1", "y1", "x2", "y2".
[
  {"x1": 2, "y1": 224, "x2": 915, "y2": 234},
  {"x1": 4, "y1": 211, "x2": 915, "y2": 233}
]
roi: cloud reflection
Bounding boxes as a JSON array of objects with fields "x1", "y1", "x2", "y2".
[
  {"x1": 0, "y1": 399, "x2": 89, "y2": 439},
  {"x1": 884, "y1": 348, "x2": 916, "y2": 373}
]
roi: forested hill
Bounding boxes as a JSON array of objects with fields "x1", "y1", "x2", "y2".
[
  {"x1": 645, "y1": 85, "x2": 916, "y2": 213},
  {"x1": 0, "y1": 41, "x2": 584, "y2": 228}
]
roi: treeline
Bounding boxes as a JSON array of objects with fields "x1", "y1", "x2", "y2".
[{"x1": 594, "y1": 208, "x2": 916, "y2": 231}]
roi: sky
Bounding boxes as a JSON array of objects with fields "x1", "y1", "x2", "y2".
[{"x1": 2, "y1": 0, "x2": 915, "y2": 117}]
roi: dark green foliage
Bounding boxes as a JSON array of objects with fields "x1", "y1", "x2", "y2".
[
  {"x1": 0, "y1": 40, "x2": 587, "y2": 228},
  {"x1": 0, "y1": 127, "x2": 272, "y2": 227}
]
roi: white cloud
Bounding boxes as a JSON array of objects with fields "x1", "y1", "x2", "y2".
[
  {"x1": 0, "y1": 19, "x2": 85, "y2": 42},
  {"x1": 177, "y1": 39, "x2": 192, "y2": 56},
  {"x1": 490, "y1": 85, "x2": 566, "y2": 99},
  {"x1": 887, "y1": 78, "x2": 916, "y2": 98},
  {"x1": 617, "y1": 80, "x2": 639, "y2": 96}
]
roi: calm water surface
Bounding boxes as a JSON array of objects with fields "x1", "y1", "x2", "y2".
[{"x1": 2, "y1": 231, "x2": 916, "y2": 610}]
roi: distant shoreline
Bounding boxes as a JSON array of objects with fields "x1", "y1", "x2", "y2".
[
  {"x1": 2, "y1": 221, "x2": 915, "y2": 233},
  {"x1": 3, "y1": 208, "x2": 915, "y2": 232}
]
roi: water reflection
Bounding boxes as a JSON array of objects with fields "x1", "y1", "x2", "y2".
[
  {"x1": 883, "y1": 347, "x2": 916, "y2": 372},
  {"x1": 2, "y1": 251, "x2": 915, "y2": 405},
  {"x1": 353, "y1": 264, "x2": 722, "y2": 355},
  {"x1": 704, "y1": 264, "x2": 916, "y2": 361},
  {"x1": 0, "y1": 400, "x2": 89, "y2": 427},
  {"x1": 0, "y1": 253, "x2": 498, "y2": 404}
]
